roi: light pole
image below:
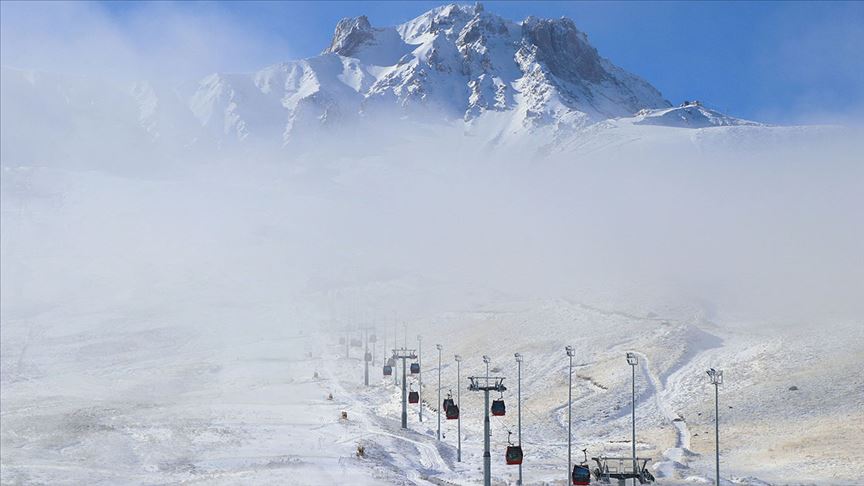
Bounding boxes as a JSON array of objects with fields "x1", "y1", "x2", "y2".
[
  {"x1": 515, "y1": 352, "x2": 524, "y2": 485},
  {"x1": 418, "y1": 334, "x2": 423, "y2": 422},
  {"x1": 566, "y1": 345, "x2": 575, "y2": 483},
  {"x1": 707, "y1": 368, "x2": 723, "y2": 486},
  {"x1": 627, "y1": 352, "x2": 639, "y2": 484},
  {"x1": 436, "y1": 344, "x2": 443, "y2": 440},
  {"x1": 455, "y1": 354, "x2": 462, "y2": 462}
]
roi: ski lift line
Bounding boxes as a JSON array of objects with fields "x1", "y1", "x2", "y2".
[{"x1": 371, "y1": 343, "x2": 661, "y2": 479}]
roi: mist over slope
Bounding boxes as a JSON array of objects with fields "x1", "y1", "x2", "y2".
[{"x1": 2, "y1": 2, "x2": 864, "y2": 485}]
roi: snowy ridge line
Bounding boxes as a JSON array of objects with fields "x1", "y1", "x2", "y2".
[{"x1": 1, "y1": 3, "x2": 772, "y2": 162}]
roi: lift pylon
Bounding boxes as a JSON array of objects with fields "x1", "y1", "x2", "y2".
[
  {"x1": 392, "y1": 348, "x2": 418, "y2": 428},
  {"x1": 468, "y1": 375, "x2": 507, "y2": 486}
]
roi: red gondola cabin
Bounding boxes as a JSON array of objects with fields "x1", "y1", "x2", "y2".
[
  {"x1": 446, "y1": 404, "x2": 459, "y2": 419},
  {"x1": 505, "y1": 445, "x2": 523, "y2": 465},
  {"x1": 491, "y1": 399, "x2": 506, "y2": 416}
]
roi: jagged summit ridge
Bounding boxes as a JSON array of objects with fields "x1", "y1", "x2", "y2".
[
  {"x1": 322, "y1": 16, "x2": 376, "y2": 57},
  {"x1": 305, "y1": 4, "x2": 669, "y2": 133},
  {"x1": 1, "y1": 3, "x2": 762, "y2": 154}
]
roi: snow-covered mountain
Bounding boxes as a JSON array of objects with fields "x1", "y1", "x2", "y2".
[
  {"x1": 186, "y1": 3, "x2": 685, "y2": 144},
  {"x1": 2, "y1": 3, "x2": 768, "y2": 161}
]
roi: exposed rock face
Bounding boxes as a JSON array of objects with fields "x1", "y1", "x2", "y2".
[
  {"x1": 521, "y1": 17, "x2": 605, "y2": 84},
  {"x1": 322, "y1": 16, "x2": 375, "y2": 57}
]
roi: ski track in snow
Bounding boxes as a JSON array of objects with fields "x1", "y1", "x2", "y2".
[
  {"x1": 323, "y1": 355, "x2": 453, "y2": 485},
  {"x1": 639, "y1": 326, "x2": 721, "y2": 481}
]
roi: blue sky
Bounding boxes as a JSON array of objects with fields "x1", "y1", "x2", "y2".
[{"x1": 2, "y1": 1, "x2": 862, "y2": 124}]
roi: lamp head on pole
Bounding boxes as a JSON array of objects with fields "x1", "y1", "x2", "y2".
[
  {"x1": 626, "y1": 352, "x2": 638, "y2": 366},
  {"x1": 482, "y1": 355, "x2": 491, "y2": 364},
  {"x1": 565, "y1": 345, "x2": 575, "y2": 357},
  {"x1": 515, "y1": 352, "x2": 523, "y2": 362},
  {"x1": 454, "y1": 354, "x2": 462, "y2": 362},
  {"x1": 707, "y1": 368, "x2": 723, "y2": 385},
  {"x1": 436, "y1": 344, "x2": 442, "y2": 351}
]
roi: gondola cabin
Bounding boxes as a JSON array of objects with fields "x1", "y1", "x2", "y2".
[
  {"x1": 410, "y1": 363, "x2": 420, "y2": 374},
  {"x1": 572, "y1": 464, "x2": 591, "y2": 485},
  {"x1": 383, "y1": 365, "x2": 393, "y2": 376},
  {"x1": 409, "y1": 391, "x2": 419, "y2": 404},
  {"x1": 442, "y1": 398, "x2": 454, "y2": 412},
  {"x1": 505, "y1": 445, "x2": 523, "y2": 465},
  {"x1": 491, "y1": 399, "x2": 506, "y2": 416},
  {"x1": 446, "y1": 404, "x2": 459, "y2": 419}
]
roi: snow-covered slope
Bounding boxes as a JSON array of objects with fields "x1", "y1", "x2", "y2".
[{"x1": 634, "y1": 101, "x2": 760, "y2": 129}]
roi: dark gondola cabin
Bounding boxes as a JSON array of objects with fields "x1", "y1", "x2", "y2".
[
  {"x1": 491, "y1": 399, "x2": 506, "y2": 416},
  {"x1": 409, "y1": 391, "x2": 419, "y2": 404},
  {"x1": 505, "y1": 445, "x2": 523, "y2": 465},
  {"x1": 572, "y1": 464, "x2": 590, "y2": 485},
  {"x1": 446, "y1": 404, "x2": 459, "y2": 419},
  {"x1": 383, "y1": 365, "x2": 392, "y2": 376},
  {"x1": 442, "y1": 398, "x2": 454, "y2": 412},
  {"x1": 410, "y1": 363, "x2": 420, "y2": 374}
]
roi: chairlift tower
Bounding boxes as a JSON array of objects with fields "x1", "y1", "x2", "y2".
[
  {"x1": 417, "y1": 335, "x2": 423, "y2": 422},
  {"x1": 370, "y1": 328, "x2": 376, "y2": 365},
  {"x1": 454, "y1": 354, "x2": 463, "y2": 462},
  {"x1": 361, "y1": 326, "x2": 375, "y2": 386},
  {"x1": 345, "y1": 327, "x2": 351, "y2": 359},
  {"x1": 468, "y1": 374, "x2": 507, "y2": 486},
  {"x1": 707, "y1": 368, "x2": 723, "y2": 486},
  {"x1": 515, "y1": 352, "x2": 524, "y2": 485},
  {"x1": 392, "y1": 348, "x2": 418, "y2": 428},
  {"x1": 393, "y1": 322, "x2": 399, "y2": 385}
]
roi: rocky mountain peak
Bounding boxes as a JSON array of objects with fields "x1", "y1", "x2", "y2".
[
  {"x1": 14, "y1": 2, "x2": 754, "y2": 152},
  {"x1": 520, "y1": 16, "x2": 605, "y2": 84},
  {"x1": 322, "y1": 15, "x2": 375, "y2": 57}
]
